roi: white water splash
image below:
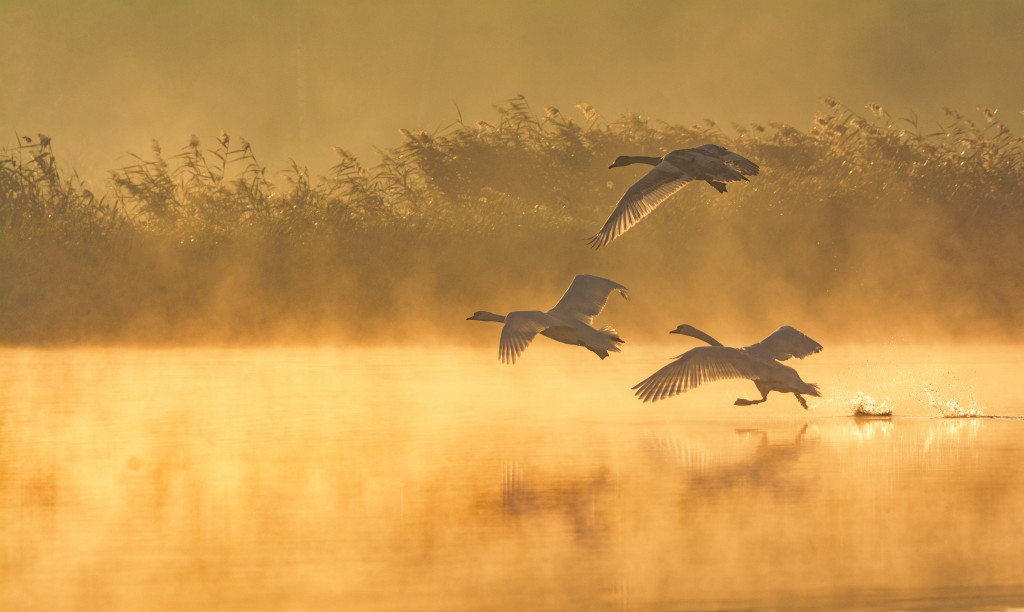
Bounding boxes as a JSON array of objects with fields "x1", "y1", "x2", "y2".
[
  {"x1": 922, "y1": 386, "x2": 984, "y2": 418},
  {"x1": 849, "y1": 393, "x2": 893, "y2": 416}
]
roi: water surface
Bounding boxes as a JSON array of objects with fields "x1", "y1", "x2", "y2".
[{"x1": 2, "y1": 345, "x2": 1023, "y2": 610}]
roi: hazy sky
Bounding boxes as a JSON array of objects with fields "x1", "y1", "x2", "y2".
[{"x1": 2, "y1": 0, "x2": 1023, "y2": 186}]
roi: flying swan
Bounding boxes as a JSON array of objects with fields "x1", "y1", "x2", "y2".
[
  {"x1": 633, "y1": 325, "x2": 822, "y2": 409},
  {"x1": 467, "y1": 274, "x2": 628, "y2": 364},
  {"x1": 588, "y1": 144, "x2": 759, "y2": 248}
]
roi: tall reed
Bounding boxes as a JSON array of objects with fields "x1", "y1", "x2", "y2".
[{"x1": 2, "y1": 97, "x2": 1021, "y2": 344}]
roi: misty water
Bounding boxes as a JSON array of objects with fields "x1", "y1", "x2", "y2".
[{"x1": 3, "y1": 344, "x2": 1023, "y2": 610}]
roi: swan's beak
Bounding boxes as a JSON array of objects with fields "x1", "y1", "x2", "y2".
[
  {"x1": 607, "y1": 162, "x2": 617, "y2": 169},
  {"x1": 669, "y1": 328, "x2": 681, "y2": 334}
]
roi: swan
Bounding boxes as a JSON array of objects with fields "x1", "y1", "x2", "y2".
[
  {"x1": 633, "y1": 324, "x2": 822, "y2": 409},
  {"x1": 587, "y1": 144, "x2": 759, "y2": 248},
  {"x1": 467, "y1": 274, "x2": 628, "y2": 364}
]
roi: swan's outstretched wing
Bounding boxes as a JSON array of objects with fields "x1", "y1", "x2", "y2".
[
  {"x1": 633, "y1": 346, "x2": 761, "y2": 403},
  {"x1": 499, "y1": 311, "x2": 556, "y2": 364},
  {"x1": 548, "y1": 274, "x2": 628, "y2": 325},
  {"x1": 751, "y1": 326, "x2": 823, "y2": 361},
  {"x1": 692, "y1": 144, "x2": 760, "y2": 176},
  {"x1": 587, "y1": 162, "x2": 693, "y2": 248}
]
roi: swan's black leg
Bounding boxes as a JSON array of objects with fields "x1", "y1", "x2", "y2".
[
  {"x1": 795, "y1": 393, "x2": 808, "y2": 409},
  {"x1": 707, "y1": 180, "x2": 728, "y2": 194},
  {"x1": 735, "y1": 388, "x2": 770, "y2": 406}
]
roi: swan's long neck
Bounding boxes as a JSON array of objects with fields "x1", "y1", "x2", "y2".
[
  {"x1": 615, "y1": 155, "x2": 662, "y2": 167},
  {"x1": 469, "y1": 311, "x2": 506, "y2": 323},
  {"x1": 678, "y1": 327, "x2": 723, "y2": 347}
]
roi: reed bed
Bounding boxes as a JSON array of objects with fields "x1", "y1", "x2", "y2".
[{"x1": 2, "y1": 97, "x2": 1022, "y2": 344}]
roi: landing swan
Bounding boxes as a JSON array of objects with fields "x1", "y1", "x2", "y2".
[
  {"x1": 467, "y1": 274, "x2": 628, "y2": 364},
  {"x1": 588, "y1": 144, "x2": 759, "y2": 248},
  {"x1": 633, "y1": 324, "x2": 822, "y2": 409}
]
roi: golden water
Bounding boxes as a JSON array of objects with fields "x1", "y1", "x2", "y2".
[{"x1": 2, "y1": 345, "x2": 1023, "y2": 610}]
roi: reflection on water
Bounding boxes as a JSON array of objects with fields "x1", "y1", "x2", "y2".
[
  {"x1": 2, "y1": 346, "x2": 1023, "y2": 610},
  {"x1": 642, "y1": 424, "x2": 813, "y2": 499}
]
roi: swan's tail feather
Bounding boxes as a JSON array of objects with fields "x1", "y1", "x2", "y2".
[
  {"x1": 805, "y1": 383, "x2": 821, "y2": 397},
  {"x1": 584, "y1": 326, "x2": 623, "y2": 359},
  {"x1": 600, "y1": 325, "x2": 625, "y2": 344},
  {"x1": 707, "y1": 180, "x2": 728, "y2": 194}
]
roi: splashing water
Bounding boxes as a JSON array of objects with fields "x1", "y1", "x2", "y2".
[
  {"x1": 922, "y1": 386, "x2": 984, "y2": 418},
  {"x1": 850, "y1": 393, "x2": 893, "y2": 416}
]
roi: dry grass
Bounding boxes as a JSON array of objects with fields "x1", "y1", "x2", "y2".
[{"x1": 2, "y1": 97, "x2": 1022, "y2": 344}]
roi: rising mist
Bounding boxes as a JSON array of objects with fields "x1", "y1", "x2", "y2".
[
  {"x1": 1, "y1": 1, "x2": 1023, "y2": 346},
  {"x1": 2, "y1": 96, "x2": 1021, "y2": 345}
]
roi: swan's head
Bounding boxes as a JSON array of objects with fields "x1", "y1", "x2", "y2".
[
  {"x1": 608, "y1": 155, "x2": 632, "y2": 169},
  {"x1": 670, "y1": 324, "x2": 702, "y2": 337},
  {"x1": 670, "y1": 324, "x2": 721, "y2": 346},
  {"x1": 467, "y1": 311, "x2": 506, "y2": 323}
]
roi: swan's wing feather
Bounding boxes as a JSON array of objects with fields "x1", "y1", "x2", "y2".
[
  {"x1": 688, "y1": 152, "x2": 750, "y2": 182},
  {"x1": 499, "y1": 311, "x2": 555, "y2": 364},
  {"x1": 691, "y1": 144, "x2": 760, "y2": 176},
  {"x1": 722, "y1": 153, "x2": 760, "y2": 176},
  {"x1": 548, "y1": 274, "x2": 628, "y2": 325},
  {"x1": 632, "y1": 346, "x2": 760, "y2": 403},
  {"x1": 752, "y1": 326, "x2": 823, "y2": 361},
  {"x1": 587, "y1": 162, "x2": 692, "y2": 248}
]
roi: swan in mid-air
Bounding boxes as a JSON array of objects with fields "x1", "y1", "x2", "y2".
[
  {"x1": 587, "y1": 144, "x2": 760, "y2": 248},
  {"x1": 633, "y1": 324, "x2": 822, "y2": 409},
  {"x1": 467, "y1": 274, "x2": 628, "y2": 364}
]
